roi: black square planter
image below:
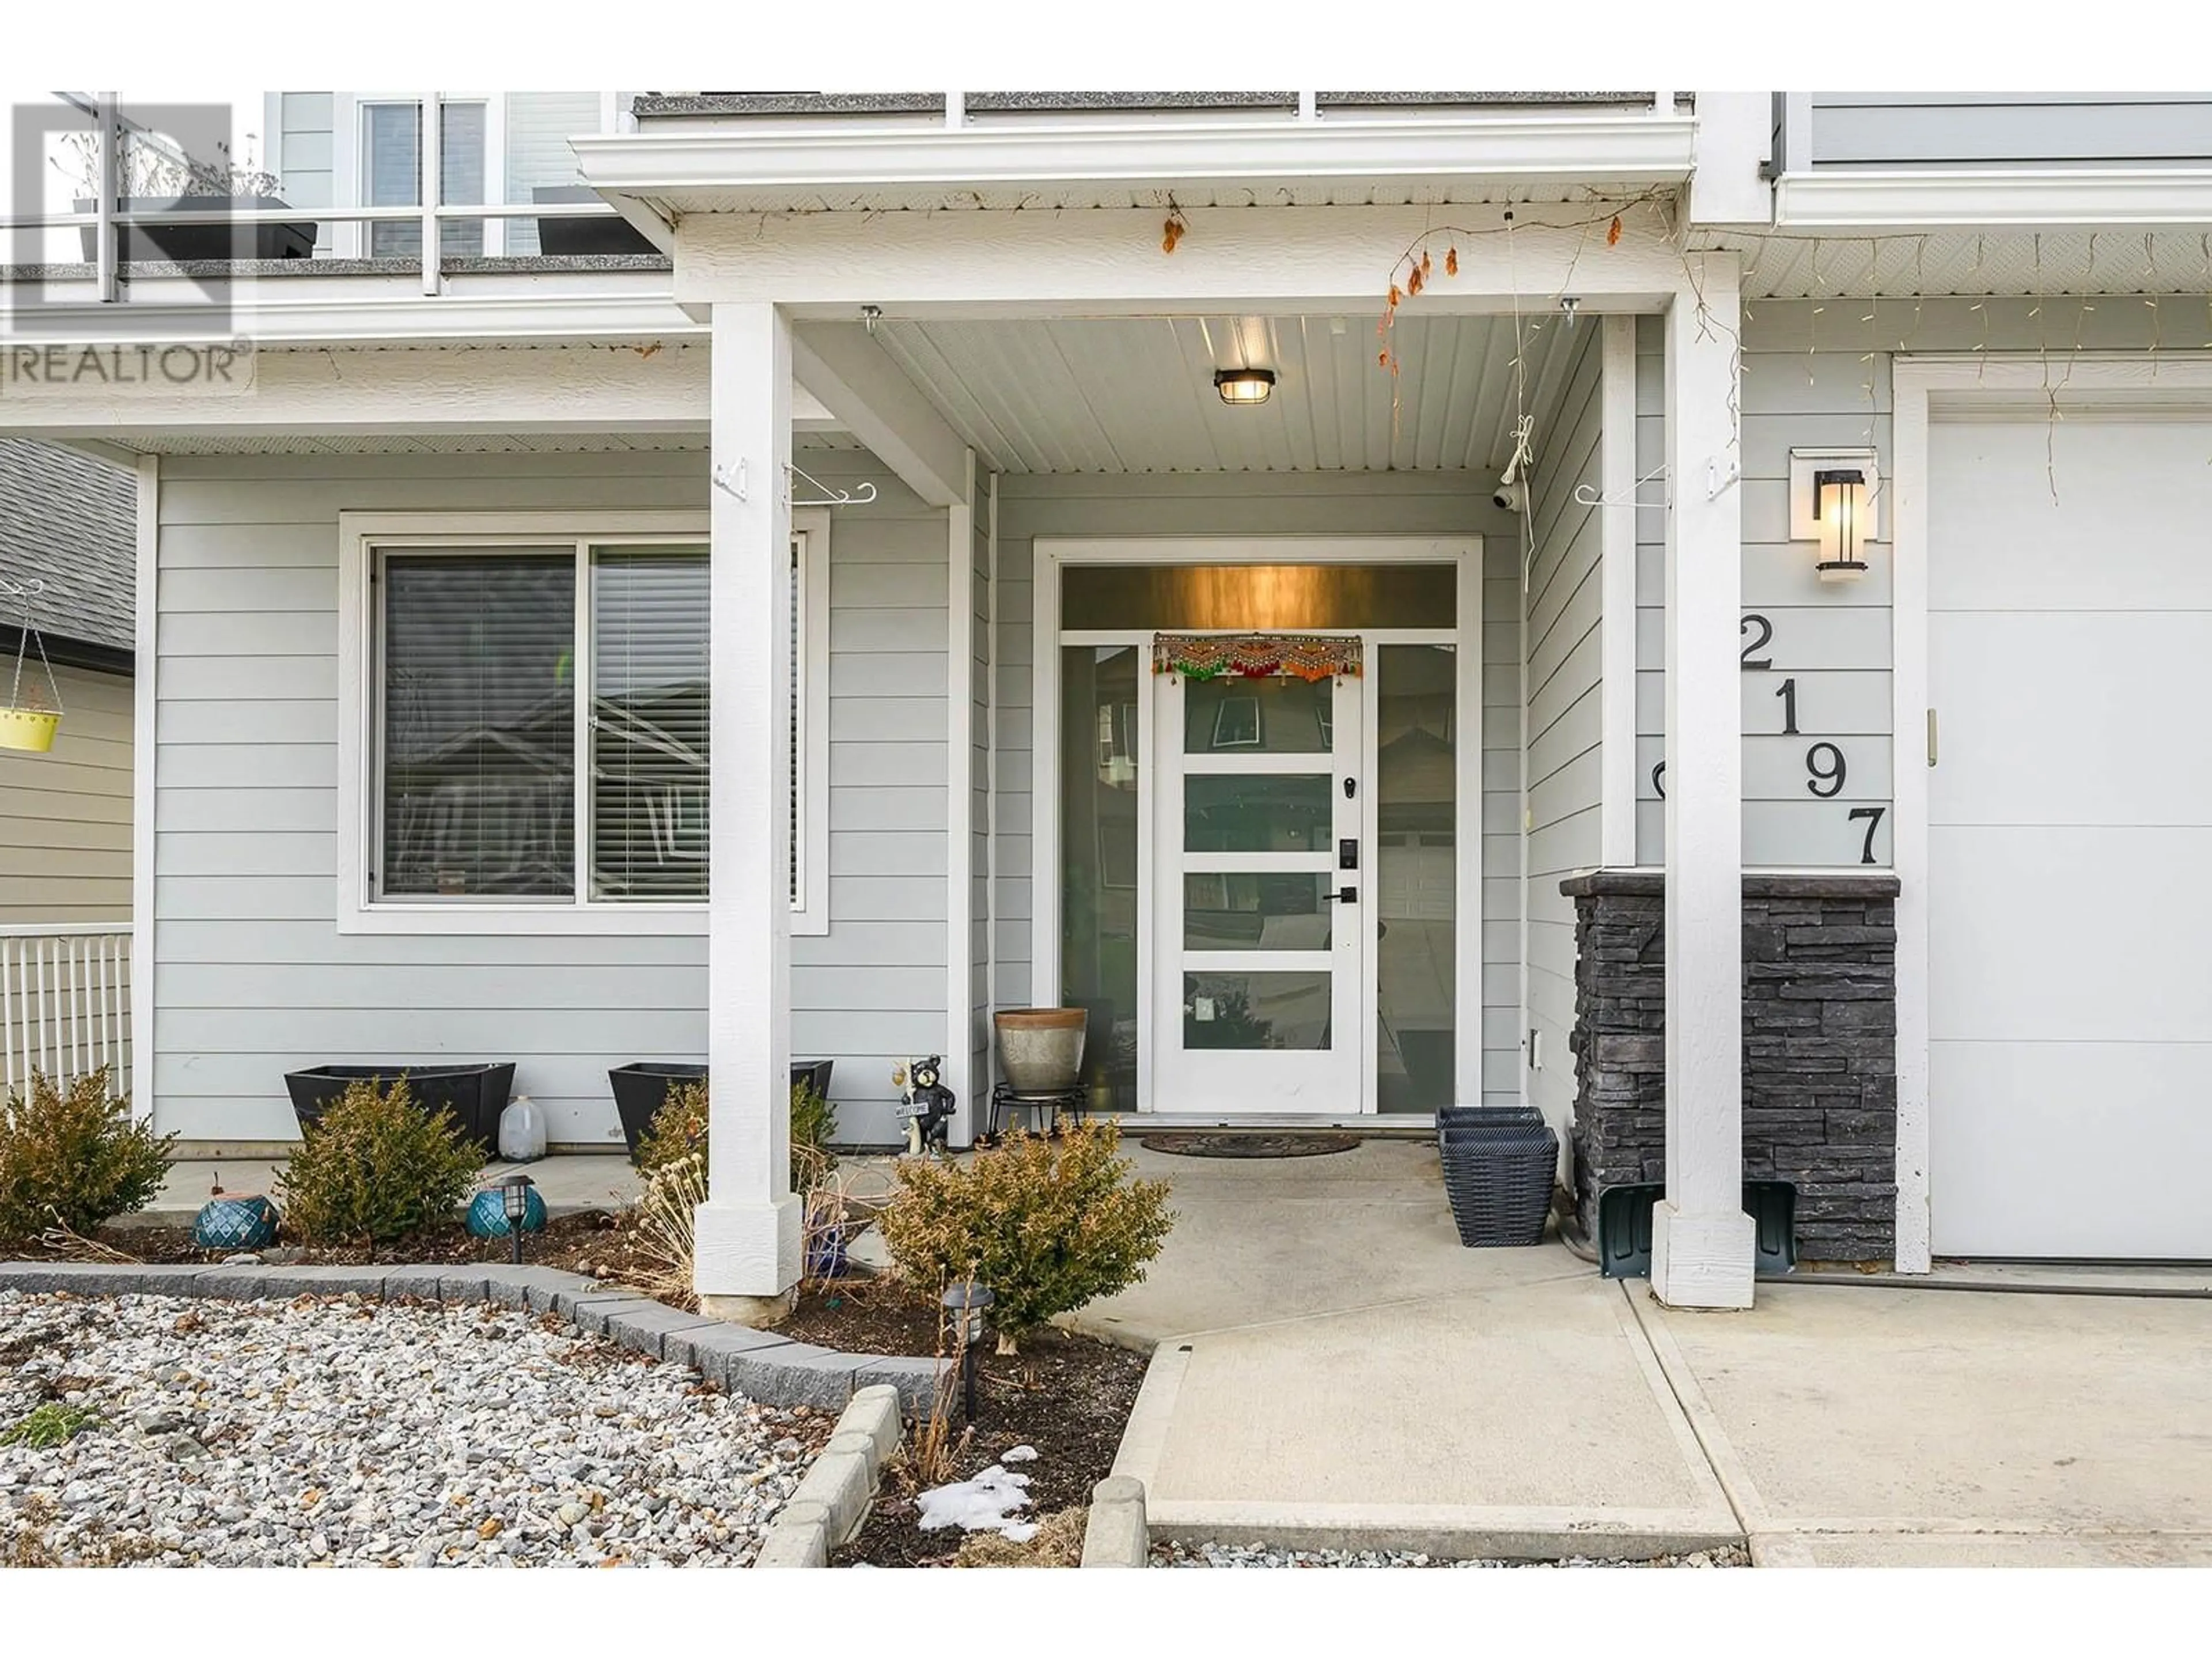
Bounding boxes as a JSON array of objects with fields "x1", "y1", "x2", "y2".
[
  {"x1": 284, "y1": 1063, "x2": 515, "y2": 1161},
  {"x1": 608, "y1": 1059, "x2": 837, "y2": 1160},
  {"x1": 77, "y1": 195, "x2": 316, "y2": 262},
  {"x1": 532, "y1": 187, "x2": 660, "y2": 257}
]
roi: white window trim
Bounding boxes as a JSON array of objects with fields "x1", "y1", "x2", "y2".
[
  {"x1": 338, "y1": 509, "x2": 712, "y2": 936},
  {"x1": 790, "y1": 507, "x2": 832, "y2": 936},
  {"x1": 346, "y1": 92, "x2": 503, "y2": 256}
]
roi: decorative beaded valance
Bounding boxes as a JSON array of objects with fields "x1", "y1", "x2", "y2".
[{"x1": 1150, "y1": 632, "x2": 1363, "y2": 683}]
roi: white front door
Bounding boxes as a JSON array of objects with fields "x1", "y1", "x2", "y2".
[{"x1": 1150, "y1": 667, "x2": 1365, "y2": 1113}]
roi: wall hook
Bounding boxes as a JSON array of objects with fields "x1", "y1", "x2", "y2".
[
  {"x1": 789, "y1": 463, "x2": 878, "y2": 509},
  {"x1": 1574, "y1": 464, "x2": 1671, "y2": 512},
  {"x1": 1706, "y1": 456, "x2": 1742, "y2": 500},
  {"x1": 711, "y1": 459, "x2": 748, "y2": 502}
]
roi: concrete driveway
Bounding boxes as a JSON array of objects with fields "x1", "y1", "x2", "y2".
[{"x1": 1088, "y1": 1137, "x2": 2212, "y2": 1565}]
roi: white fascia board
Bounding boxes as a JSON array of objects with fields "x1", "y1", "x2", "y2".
[
  {"x1": 573, "y1": 115, "x2": 1696, "y2": 208},
  {"x1": 5, "y1": 278, "x2": 698, "y2": 347},
  {"x1": 0, "y1": 340, "x2": 709, "y2": 438},
  {"x1": 1775, "y1": 167, "x2": 2212, "y2": 231},
  {"x1": 676, "y1": 202, "x2": 1694, "y2": 316}
]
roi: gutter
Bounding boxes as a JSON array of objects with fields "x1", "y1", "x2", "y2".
[{"x1": 0, "y1": 622, "x2": 131, "y2": 679}]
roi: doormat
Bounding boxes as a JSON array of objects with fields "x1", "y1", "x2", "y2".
[{"x1": 1138, "y1": 1132, "x2": 1361, "y2": 1159}]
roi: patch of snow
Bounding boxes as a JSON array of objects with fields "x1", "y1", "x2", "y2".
[
  {"x1": 1001, "y1": 1444, "x2": 1040, "y2": 1464},
  {"x1": 916, "y1": 1465, "x2": 1035, "y2": 1540}
]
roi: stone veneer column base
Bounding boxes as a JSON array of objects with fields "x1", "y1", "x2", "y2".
[{"x1": 1561, "y1": 870, "x2": 1900, "y2": 1264}]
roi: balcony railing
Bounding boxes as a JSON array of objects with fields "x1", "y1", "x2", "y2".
[
  {"x1": 0, "y1": 923, "x2": 132, "y2": 1104},
  {"x1": 3, "y1": 92, "x2": 656, "y2": 303}
]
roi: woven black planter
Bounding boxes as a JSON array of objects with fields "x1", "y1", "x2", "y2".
[
  {"x1": 284, "y1": 1063, "x2": 515, "y2": 1161},
  {"x1": 1437, "y1": 1106, "x2": 1557, "y2": 1248}
]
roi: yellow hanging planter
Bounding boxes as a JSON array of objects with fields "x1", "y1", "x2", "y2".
[
  {"x1": 0, "y1": 707, "x2": 59, "y2": 752},
  {"x1": 2, "y1": 575, "x2": 64, "y2": 753}
]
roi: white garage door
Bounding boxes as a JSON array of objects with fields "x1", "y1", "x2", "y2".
[{"x1": 1929, "y1": 416, "x2": 2212, "y2": 1259}]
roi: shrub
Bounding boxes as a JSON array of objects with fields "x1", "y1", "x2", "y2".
[
  {"x1": 635, "y1": 1078, "x2": 838, "y2": 1193},
  {"x1": 0, "y1": 1067, "x2": 175, "y2": 1243},
  {"x1": 878, "y1": 1120, "x2": 1172, "y2": 1352},
  {"x1": 275, "y1": 1077, "x2": 479, "y2": 1248}
]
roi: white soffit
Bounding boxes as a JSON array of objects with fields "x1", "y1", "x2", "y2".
[
  {"x1": 869, "y1": 311, "x2": 1577, "y2": 474},
  {"x1": 1710, "y1": 226, "x2": 2212, "y2": 299}
]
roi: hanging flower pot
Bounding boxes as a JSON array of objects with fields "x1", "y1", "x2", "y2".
[
  {"x1": 1, "y1": 578, "x2": 64, "y2": 753},
  {"x1": 0, "y1": 707, "x2": 58, "y2": 753}
]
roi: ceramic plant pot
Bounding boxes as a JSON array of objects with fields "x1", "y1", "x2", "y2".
[
  {"x1": 993, "y1": 1007, "x2": 1089, "y2": 1093},
  {"x1": 192, "y1": 1194, "x2": 279, "y2": 1251}
]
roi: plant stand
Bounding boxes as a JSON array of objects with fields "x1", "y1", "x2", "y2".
[{"x1": 979, "y1": 1081, "x2": 1091, "y2": 1146}]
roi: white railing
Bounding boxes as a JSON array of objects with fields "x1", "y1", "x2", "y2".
[{"x1": 0, "y1": 924, "x2": 132, "y2": 1103}]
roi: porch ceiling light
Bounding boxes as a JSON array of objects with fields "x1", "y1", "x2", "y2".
[
  {"x1": 1813, "y1": 468, "x2": 1870, "y2": 582},
  {"x1": 1214, "y1": 366, "x2": 1277, "y2": 406}
]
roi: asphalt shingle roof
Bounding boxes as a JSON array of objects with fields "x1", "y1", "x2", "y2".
[{"x1": 0, "y1": 438, "x2": 135, "y2": 654}]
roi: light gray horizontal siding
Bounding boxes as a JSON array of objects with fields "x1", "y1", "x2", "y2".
[
  {"x1": 1524, "y1": 326, "x2": 1603, "y2": 1133},
  {"x1": 991, "y1": 470, "x2": 1529, "y2": 1106},
  {"x1": 151, "y1": 444, "x2": 948, "y2": 1146},
  {"x1": 1635, "y1": 297, "x2": 2172, "y2": 865},
  {"x1": 1810, "y1": 93, "x2": 2212, "y2": 167},
  {"x1": 0, "y1": 664, "x2": 133, "y2": 925}
]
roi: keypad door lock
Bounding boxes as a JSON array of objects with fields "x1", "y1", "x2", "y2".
[{"x1": 1339, "y1": 838, "x2": 1359, "y2": 870}]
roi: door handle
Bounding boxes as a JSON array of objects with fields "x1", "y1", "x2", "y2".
[{"x1": 1321, "y1": 885, "x2": 1358, "y2": 904}]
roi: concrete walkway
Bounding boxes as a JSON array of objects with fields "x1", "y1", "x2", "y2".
[{"x1": 1089, "y1": 1138, "x2": 2212, "y2": 1565}]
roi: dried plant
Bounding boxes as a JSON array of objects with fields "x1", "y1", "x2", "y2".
[
  {"x1": 0, "y1": 1067, "x2": 175, "y2": 1246},
  {"x1": 893, "y1": 1300, "x2": 971, "y2": 1492},
  {"x1": 52, "y1": 126, "x2": 279, "y2": 201},
  {"x1": 954, "y1": 1506, "x2": 1086, "y2": 1568},
  {"x1": 636, "y1": 1078, "x2": 837, "y2": 1195},
  {"x1": 31, "y1": 1218, "x2": 140, "y2": 1264},
  {"x1": 800, "y1": 1162, "x2": 860, "y2": 1291},
  {"x1": 626, "y1": 1150, "x2": 707, "y2": 1311}
]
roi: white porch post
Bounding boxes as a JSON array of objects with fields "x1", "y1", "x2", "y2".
[
  {"x1": 1650, "y1": 255, "x2": 1756, "y2": 1310},
  {"x1": 696, "y1": 300, "x2": 802, "y2": 1318}
]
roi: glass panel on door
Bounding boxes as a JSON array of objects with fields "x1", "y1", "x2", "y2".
[{"x1": 1153, "y1": 658, "x2": 1364, "y2": 1115}]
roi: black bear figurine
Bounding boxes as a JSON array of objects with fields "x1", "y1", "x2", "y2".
[{"x1": 899, "y1": 1054, "x2": 956, "y2": 1155}]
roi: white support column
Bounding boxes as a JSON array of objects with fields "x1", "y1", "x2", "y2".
[
  {"x1": 1651, "y1": 255, "x2": 1755, "y2": 1310},
  {"x1": 696, "y1": 300, "x2": 802, "y2": 1319},
  {"x1": 1598, "y1": 312, "x2": 1639, "y2": 868}
]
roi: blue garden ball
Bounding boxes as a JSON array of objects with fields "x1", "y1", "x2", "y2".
[
  {"x1": 466, "y1": 1185, "x2": 547, "y2": 1238},
  {"x1": 194, "y1": 1195, "x2": 279, "y2": 1251}
]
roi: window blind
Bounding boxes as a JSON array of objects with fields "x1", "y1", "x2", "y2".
[
  {"x1": 380, "y1": 551, "x2": 576, "y2": 898},
  {"x1": 364, "y1": 99, "x2": 486, "y2": 258},
  {"x1": 590, "y1": 547, "x2": 709, "y2": 901}
]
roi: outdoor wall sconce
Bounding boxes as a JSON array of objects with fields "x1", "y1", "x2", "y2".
[
  {"x1": 1813, "y1": 468, "x2": 1870, "y2": 582},
  {"x1": 1214, "y1": 367, "x2": 1276, "y2": 406},
  {"x1": 1789, "y1": 447, "x2": 1879, "y2": 584}
]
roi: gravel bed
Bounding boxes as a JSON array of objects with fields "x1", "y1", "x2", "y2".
[
  {"x1": 0, "y1": 1290, "x2": 825, "y2": 1567},
  {"x1": 1153, "y1": 1540, "x2": 1750, "y2": 1569}
]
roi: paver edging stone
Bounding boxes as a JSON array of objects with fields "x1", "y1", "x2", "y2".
[
  {"x1": 753, "y1": 1386, "x2": 904, "y2": 1569},
  {"x1": 0, "y1": 1260, "x2": 945, "y2": 1411}
]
